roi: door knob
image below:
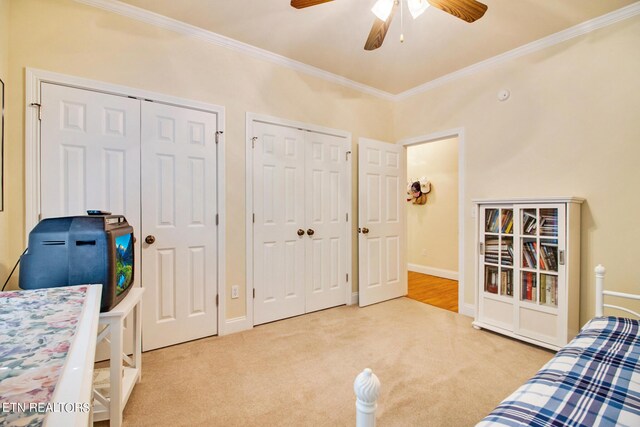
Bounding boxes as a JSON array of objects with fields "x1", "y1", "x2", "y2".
[
  {"x1": 297, "y1": 229, "x2": 305, "y2": 236},
  {"x1": 145, "y1": 235, "x2": 156, "y2": 245},
  {"x1": 362, "y1": 227, "x2": 370, "y2": 234},
  {"x1": 307, "y1": 229, "x2": 315, "y2": 236}
]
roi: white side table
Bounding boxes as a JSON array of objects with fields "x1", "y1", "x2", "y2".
[{"x1": 93, "y1": 288, "x2": 144, "y2": 427}]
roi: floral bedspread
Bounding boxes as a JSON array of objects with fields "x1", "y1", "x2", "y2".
[{"x1": 0, "y1": 286, "x2": 88, "y2": 427}]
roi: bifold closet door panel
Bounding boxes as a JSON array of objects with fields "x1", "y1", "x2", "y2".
[
  {"x1": 304, "y1": 132, "x2": 348, "y2": 313},
  {"x1": 252, "y1": 122, "x2": 306, "y2": 326},
  {"x1": 40, "y1": 83, "x2": 141, "y2": 284},
  {"x1": 141, "y1": 101, "x2": 218, "y2": 351}
]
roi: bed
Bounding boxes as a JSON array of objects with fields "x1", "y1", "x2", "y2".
[{"x1": 477, "y1": 265, "x2": 640, "y2": 427}]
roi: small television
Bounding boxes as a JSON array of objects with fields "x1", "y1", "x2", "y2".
[{"x1": 19, "y1": 214, "x2": 135, "y2": 312}]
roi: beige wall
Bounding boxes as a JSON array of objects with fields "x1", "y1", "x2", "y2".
[
  {"x1": 395, "y1": 16, "x2": 640, "y2": 323},
  {"x1": 406, "y1": 138, "x2": 458, "y2": 273},
  {"x1": 3, "y1": 0, "x2": 638, "y2": 325},
  {"x1": 2, "y1": 0, "x2": 395, "y2": 317},
  {"x1": 0, "y1": 0, "x2": 11, "y2": 287}
]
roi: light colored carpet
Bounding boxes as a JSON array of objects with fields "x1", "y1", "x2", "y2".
[{"x1": 100, "y1": 298, "x2": 553, "y2": 426}]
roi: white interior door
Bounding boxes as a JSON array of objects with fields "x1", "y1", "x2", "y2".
[
  {"x1": 40, "y1": 83, "x2": 141, "y2": 256},
  {"x1": 304, "y1": 132, "x2": 349, "y2": 312},
  {"x1": 252, "y1": 122, "x2": 306, "y2": 325},
  {"x1": 40, "y1": 83, "x2": 141, "y2": 359},
  {"x1": 252, "y1": 121, "x2": 349, "y2": 325},
  {"x1": 358, "y1": 138, "x2": 406, "y2": 307},
  {"x1": 141, "y1": 101, "x2": 218, "y2": 350}
]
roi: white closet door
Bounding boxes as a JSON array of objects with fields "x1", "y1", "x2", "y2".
[
  {"x1": 304, "y1": 132, "x2": 348, "y2": 312},
  {"x1": 358, "y1": 138, "x2": 406, "y2": 307},
  {"x1": 40, "y1": 83, "x2": 141, "y2": 280},
  {"x1": 141, "y1": 101, "x2": 218, "y2": 350},
  {"x1": 253, "y1": 122, "x2": 306, "y2": 325}
]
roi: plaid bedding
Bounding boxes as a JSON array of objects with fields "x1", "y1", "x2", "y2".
[{"x1": 477, "y1": 317, "x2": 640, "y2": 427}]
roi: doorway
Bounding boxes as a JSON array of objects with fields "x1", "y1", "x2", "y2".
[{"x1": 404, "y1": 136, "x2": 459, "y2": 312}]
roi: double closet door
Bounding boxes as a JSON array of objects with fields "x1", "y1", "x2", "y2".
[
  {"x1": 252, "y1": 122, "x2": 349, "y2": 325},
  {"x1": 40, "y1": 83, "x2": 219, "y2": 351}
]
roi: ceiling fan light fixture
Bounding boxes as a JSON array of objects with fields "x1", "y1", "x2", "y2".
[
  {"x1": 407, "y1": 0, "x2": 429, "y2": 19},
  {"x1": 371, "y1": 0, "x2": 394, "y2": 22}
]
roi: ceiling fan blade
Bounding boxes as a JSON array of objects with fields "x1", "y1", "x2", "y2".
[
  {"x1": 291, "y1": 0, "x2": 334, "y2": 9},
  {"x1": 364, "y1": 2, "x2": 398, "y2": 51},
  {"x1": 428, "y1": 0, "x2": 488, "y2": 23}
]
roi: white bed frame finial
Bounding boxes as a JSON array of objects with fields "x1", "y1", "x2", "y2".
[
  {"x1": 354, "y1": 368, "x2": 380, "y2": 427},
  {"x1": 594, "y1": 264, "x2": 640, "y2": 319}
]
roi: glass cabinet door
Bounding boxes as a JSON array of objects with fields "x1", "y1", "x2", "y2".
[
  {"x1": 482, "y1": 207, "x2": 513, "y2": 298},
  {"x1": 518, "y1": 206, "x2": 561, "y2": 307}
]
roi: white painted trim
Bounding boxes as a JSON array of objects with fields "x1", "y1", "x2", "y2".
[
  {"x1": 215, "y1": 113, "x2": 228, "y2": 336},
  {"x1": 395, "y1": 3, "x2": 640, "y2": 100},
  {"x1": 461, "y1": 303, "x2": 475, "y2": 318},
  {"x1": 245, "y1": 113, "x2": 353, "y2": 329},
  {"x1": 408, "y1": 264, "x2": 458, "y2": 281},
  {"x1": 24, "y1": 69, "x2": 41, "y2": 243},
  {"x1": 473, "y1": 203, "x2": 480, "y2": 323},
  {"x1": 74, "y1": 0, "x2": 640, "y2": 102},
  {"x1": 472, "y1": 196, "x2": 585, "y2": 205},
  {"x1": 399, "y1": 128, "x2": 466, "y2": 318},
  {"x1": 223, "y1": 316, "x2": 252, "y2": 335},
  {"x1": 74, "y1": 0, "x2": 394, "y2": 101},
  {"x1": 345, "y1": 138, "x2": 354, "y2": 306},
  {"x1": 244, "y1": 114, "x2": 255, "y2": 332},
  {"x1": 249, "y1": 113, "x2": 351, "y2": 139},
  {"x1": 351, "y1": 292, "x2": 359, "y2": 306},
  {"x1": 24, "y1": 67, "x2": 228, "y2": 338},
  {"x1": 472, "y1": 320, "x2": 560, "y2": 351}
]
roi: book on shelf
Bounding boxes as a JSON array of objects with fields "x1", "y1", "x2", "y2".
[
  {"x1": 485, "y1": 210, "x2": 499, "y2": 232},
  {"x1": 500, "y1": 270, "x2": 513, "y2": 297},
  {"x1": 522, "y1": 241, "x2": 537, "y2": 268},
  {"x1": 522, "y1": 211, "x2": 537, "y2": 234},
  {"x1": 539, "y1": 210, "x2": 558, "y2": 236},
  {"x1": 546, "y1": 277, "x2": 553, "y2": 305},
  {"x1": 539, "y1": 275, "x2": 557, "y2": 306},
  {"x1": 540, "y1": 243, "x2": 558, "y2": 271},
  {"x1": 501, "y1": 245, "x2": 514, "y2": 266},
  {"x1": 501, "y1": 210, "x2": 513, "y2": 234}
]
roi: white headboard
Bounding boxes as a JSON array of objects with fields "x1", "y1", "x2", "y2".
[{"x1": 595, "y1": 265, "x2": 640, "y2": 318}]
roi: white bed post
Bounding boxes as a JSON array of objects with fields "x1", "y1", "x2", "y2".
[
  {"x1": 595, "y1": 264, "x2": 606, "y2": 317},
  {"x1": 354, "y1": 368, "x2": 380, "y2": 427}
]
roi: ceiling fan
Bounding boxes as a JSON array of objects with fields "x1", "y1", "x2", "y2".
[{"x1": 291, "y1": 0, "x2": 488, "y2": 51}]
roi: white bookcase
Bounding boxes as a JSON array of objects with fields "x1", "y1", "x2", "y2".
[{"x1": 472, "y1": 197, "x2": 583, "y2": 350}]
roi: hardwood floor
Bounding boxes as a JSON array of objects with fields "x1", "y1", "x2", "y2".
[{"x1": 407, "y1": 271, "x2": 458, "y2": 313}]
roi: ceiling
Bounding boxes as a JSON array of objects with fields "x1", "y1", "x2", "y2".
[{"x1": 118, "y1": 0, "x2": 636, "y2": 94}]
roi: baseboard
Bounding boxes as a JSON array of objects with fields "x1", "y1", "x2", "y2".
[
  {"x1": 351, "y1": 292, "x2": 359, "y2": 305},
  {"x1": 460, "y1": 303, "x2": 475, "y2": 318},
  {"x1": 220, "y1": 316, "x2": 252, "y2": 336},
  {"x1": 408, "y1": 264, "x2": 459, "y2": 281}
]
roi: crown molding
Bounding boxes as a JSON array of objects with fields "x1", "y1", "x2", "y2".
[
  {"x1": 74, "y1": 0, "x2": 396, "y2": 101},
  {"x1": 395, "y1": 1, "x2": 640, "y2": 100},
  {"x1": 75, "y1": 0, "x2": 640, "y2": 102}
]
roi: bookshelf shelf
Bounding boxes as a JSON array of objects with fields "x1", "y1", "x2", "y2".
[{"x1": 472, "y1": 198, "x2": 583, "y2": 350}]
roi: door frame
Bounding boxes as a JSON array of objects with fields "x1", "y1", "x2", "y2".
[
  {"x1": 245, "y1": 113, "x2": 353, "y2": 329},
  {"x1": 398, "y1": 128, "x2": 471, "y2": 317},
  {"x1": 24, "y1": 68, "x2": 229, "y2": 334}
]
